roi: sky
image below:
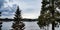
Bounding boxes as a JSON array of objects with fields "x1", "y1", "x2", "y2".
[{"x1": 0, "y1": 0, "x2": 42, "y2": 19}]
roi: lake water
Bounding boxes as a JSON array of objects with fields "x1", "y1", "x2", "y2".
[
  {"x1": 1, "y1": 21, "x2": 40, "y2": 30},
  {"x1": 1, "y1": 21, "x2": 60, "y2": 30}
]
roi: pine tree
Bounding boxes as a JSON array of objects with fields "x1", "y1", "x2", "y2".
[
  {"x1": 12, "y1": 6, "x2": 25, "y2": 30},
  {"x1": 0, "y1": 12, "x2": 2, "y2": 30},
  {"x1": 0, "y1": 12, "x2": 1, "y2": 17},
  {"x1": 14, "y1": 6, "x2": 22, "y2": 22},
  {"x1": 38, "y1": 0, "x2": 50, "y2": 28},
  {"x1": 38, "y1": 0, "x2": 60, "y2": 30}
]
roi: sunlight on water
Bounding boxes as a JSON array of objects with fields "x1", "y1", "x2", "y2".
[
  {"x1": 2, "y1": 21, "x2": 13, "y2": 30},
  {"x1": 24, "y1": 21, "x2": 40, "y2": 30},
  {"x1": 1, "y1": 21, "x2": 40, "y2": 30},
  {"x1": 1, "y1": 21, "x2": 60, "y2": 30}
]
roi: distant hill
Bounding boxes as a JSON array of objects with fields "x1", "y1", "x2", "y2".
[{"x1": 0, "y1": 18, "x2": 38, "y2": 21}]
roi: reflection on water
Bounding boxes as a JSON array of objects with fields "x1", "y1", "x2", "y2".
[
  {"x1": 24, "y1": 21, "x2": 40, "y2": 30},
  {"x1": 1, "y1": 21, "x2": 60, "y2": 30},
  {"x1": 2, "y1": 21, "x2": 13, "y2": 30},
  {"x1": 1, "y1": 21, "x2": 40, "y2": 30},
  {"x1": 12, "y1": 21, "x2": 25, "y2": 30}
]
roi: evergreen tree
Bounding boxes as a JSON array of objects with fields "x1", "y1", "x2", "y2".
[
  {"x1": 38, "y1": 0, "x2": 60, "y2": 30},
  {"x1": 0, "y1": 12, "x2": 2, "y2": 30},
  {"x1": 14, "y1": 6, "x2": 22, "y2": 22},
  {"x1": 12, "y1": 6, "x2": 25, "y2": 30},
  {"x1": 38, "y1": 0, "x2": 50, "y2": 28},
  {"x1": 0, "y1": 12, "x2": 1, "y2": 16}
]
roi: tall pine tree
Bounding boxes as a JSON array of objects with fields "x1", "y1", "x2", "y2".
[
  {"x1": 14, "y1": 6, "x2": 22, "y2": 22},
  {"x1": 0, "y1": 12, "x2": 1, "y2": 17},
  {"x1": 12, "y1": 6, "x2": 25, "y2": 30},
  {"x1": 38, "y1": 0, "x2": 60, "y2": 30}
]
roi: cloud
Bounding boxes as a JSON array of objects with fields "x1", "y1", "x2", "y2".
[
  {"x1": 1, "y1": 15, "x2": 14, "y2": 19},
  {"x1": 0, "y1": 0, "x2": 4, "y2": 8},
  {"x1": 0, "y1": 0, "x2": 42, "y2": 19},
  {"x1": 22, "y1": 13, "x2": 39, "y2": 19}
]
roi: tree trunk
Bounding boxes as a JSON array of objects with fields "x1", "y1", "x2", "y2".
[
  {"x1": 47, "y1": 25, "x2": 49, "y2": 30},
  {"x1": 52, "y1": 21, "x2": 55, "y2": 30},
  {"x1": 51, "y1": 0, "x2": 55, "y2": 30}
]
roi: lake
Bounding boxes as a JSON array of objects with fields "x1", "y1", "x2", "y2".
[
  {"x1": 1, "y1": 21, "x2": 40, "y2": 30},
  {"x1": 0, "y1": 21, "x2": 60, "y2": 30}
]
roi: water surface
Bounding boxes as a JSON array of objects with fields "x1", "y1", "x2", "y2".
[
  {"x1": 1, "y1": 21, "x2": 40, "y2": 30},
  {"x1": 1, "y1": 21, "x2": 60, "y2": 30}
]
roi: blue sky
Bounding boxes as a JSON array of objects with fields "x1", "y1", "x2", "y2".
[{"x1": 0, "y1": 0, "x2": 42, "y2": 19}]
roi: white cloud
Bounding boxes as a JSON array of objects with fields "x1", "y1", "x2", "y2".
[
  {"x1": 22, "y1": 13, "x2": 39, "y2": 19},
  {"x1": 1, "y1": 15, "x2": 14, "y2": 19},
  {"x1": 1, "y1": 0, "x2": 42, "y2": 19}
]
